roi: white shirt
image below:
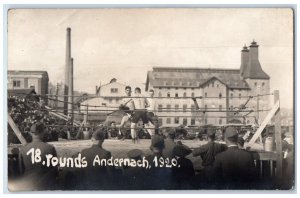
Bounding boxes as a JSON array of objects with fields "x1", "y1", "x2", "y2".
[
  {"x1": 132, "y1": 93, "x2": 148, "y2": 110},
  {"x1": 121, "y1": 97, "x2": 134, "y2": 110}
]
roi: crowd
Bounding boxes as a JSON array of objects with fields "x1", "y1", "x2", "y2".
[
  {"x1": 11, "y1": 122, "x2": 287, "y2": 191},
  {"x1": 8, "y1": 90, "x2": 294, "y2": 190}
]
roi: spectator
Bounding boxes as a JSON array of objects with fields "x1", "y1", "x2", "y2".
[
  {"x1": 172, "y1": 141, "x2": 194, "y2": 189},
  {"x1": 80, "y1": 127, "x2": 114, "y2": 190},
  {"x1": 213, "y1": 127, "x2": 256, "y2": 189},
  {"x1": 162, "y1": 128, "x2": 177, "y2": 159},
  {"x1": 19, "y1": 120, "x2": 58, "y2": 190}
]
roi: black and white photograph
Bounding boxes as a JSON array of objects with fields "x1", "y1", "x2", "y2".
[{"x1": 6, "y1": 7, "x2": 295, "y2": 191}]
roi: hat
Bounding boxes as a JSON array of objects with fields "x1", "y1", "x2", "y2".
[
  {"x1": 173, "y1": 141, "x2": 192, "y2": 157},
  {"x1": 225, "y1": 127, "x2": 238, "y2": 139},
  {"x1": 92, "y1": 128, "x2": 106, "y2": 141},
  {"x1": 127, "y1": 149, "x2": 143, "y2": 159},
  {"x1": 207, "y1": 128, "x2": 216, "y2": 137},
  {"x1": 150, "y1": 135, "x2": 165, "y2": 150},
  {"x1": 163, "y1": 127, "x2": 176, "y2": 137}
]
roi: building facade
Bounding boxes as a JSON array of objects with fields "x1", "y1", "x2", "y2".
[
  {"x1": 78, "y1": 79, "x2": 127, "y2": 123},
  {"x1": 145, "y1": 41, "x2": 271, "y2": 126},
  {"x1": 8, "y1": 70, "x2": 49, "y2": 103}
]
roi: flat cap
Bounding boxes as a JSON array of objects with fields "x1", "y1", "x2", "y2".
[
  {"x1": 225, "y1": 127, "x2": 238, "y2": 139},
  {"x1": 127, "y1": 149, "x2": 143, "y2": 159}
]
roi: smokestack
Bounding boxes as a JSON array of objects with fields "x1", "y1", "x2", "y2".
[
  {"x1": 240, "y1": 45, "x2": 249, "y2": 76},
  {"x1": 242, "y1": 40, "x2": 269, "y2": 79},
  {"x1": 64, "y1": 27, "x2": 71, "y2": 115},
  {"x1": 249, "y1": 40, "x2": 259, "y2": 63},
  {"x1": 68, "y1": 58, "x2": 74, "y2": 124}
]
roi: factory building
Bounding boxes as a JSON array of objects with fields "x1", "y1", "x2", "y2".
[{"x1": 145, "y1": 41, "x2": 270, "y2": 126}]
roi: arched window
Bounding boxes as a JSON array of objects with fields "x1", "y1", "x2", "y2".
[
  {"x1": 175, "y1": 93, "x2": 178, "y2": 98},
  {"x1": 191, "y1": 92, "x2": 195, "y2": 97},
  {"x1": 167, "y1": 92, "x2": 170, "y2": 97},
  {"x1": 183, "y1": 92, "x2": 187, "y2": 97},
  {"x1": 219, "y1": 93, "x2": 222, "y2": 98}
]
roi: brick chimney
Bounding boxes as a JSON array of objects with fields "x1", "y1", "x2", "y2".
[{"x1": 240, "y1": 45, "x2": 249, "y2": 76}]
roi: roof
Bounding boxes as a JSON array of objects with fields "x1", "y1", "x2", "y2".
[
  {"x1": 8, "y1": 89, "x2": 36, "y2": 97},
  {"x1": 147, "y1": 67, "x2": 250, "y2": 89},
  {"x1": 242, "y1": 60, "x2": 270, "y2": 79},
  {"x1": 8, "y1": 70, "x2": 49, "y2": 80}
]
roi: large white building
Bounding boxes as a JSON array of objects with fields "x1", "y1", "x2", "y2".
[{"x1": 145, "y1": 41, "x2": 270, "y2": 126}]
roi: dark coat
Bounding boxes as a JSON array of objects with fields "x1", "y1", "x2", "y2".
[
  {"x1": 80, "y1": 144, "x2": 113, "y2": 189},
  {"x1": 213, "y1": 146, "x2": 255, "y2": 189},
  {"x1": 19, "y1": 141, "x2": 58, "y2": 190},
  {"x1": 193, "y1": 141, "x2": 227, "y2": 166}
]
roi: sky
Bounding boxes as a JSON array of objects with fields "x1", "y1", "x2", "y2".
[{"x1": 7, "y1": 8, "x2": 294, "y2": 109}]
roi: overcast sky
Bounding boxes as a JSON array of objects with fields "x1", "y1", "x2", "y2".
[{"x1": 8, "y1": 8, "x2": 293, "y2": 108}]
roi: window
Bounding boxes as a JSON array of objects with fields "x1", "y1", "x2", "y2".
[
  {"x1": 167, "y1": 104, "x2": 171, "y2": 111},
  {"x1": 205, "y1": 92, "x2": 207, "y2": 97},
  {"x1": 219, "y1": 93, "x2": 222, "y2": 99},
  {"x1": 158, "y1": 104, "x2": 163, "y2": 112},
  {"x1": 158, "y1": 118, "x2": 163, "y2": 126},
  {"x1": 175, "y1": 104, "x2": 179, "y2": 112},
  {"x1": 239, "y1": 93, "x2": 241, "y2": 99},
  {"x1": 247, "y1": 120, "x2": 250, "y2": 124},
  {"x1": 183, "y1": 118, "x2": 188, "y2": 126},
  {"x1": 254, "y1": 82, "x2": 257, "y2": 86},
  {"x1": 159, "y1": 87, "x2": 162, "y2": 90},
  {"x1": 205, "y1": 119, "x2": 208, "y2": 125},
  {"x1": 183, "y1": 88, "x2": 186, "y2": 90},
  {"x1": 158, "y1": 92, "x2": 162, "y2": 97},
  {"x1": 109, "y1": 98, "x2": 112, "y2": 103},
  {"x1": 231, "y1": 105, "x2": 233, "y2": 110},
  {"x1": 212, "y1": 82, "x2": 214, "y2": 87},
  {"x1": 191, "y1": 118, "x2": 195, "y2": 125},
  {"x1": 219, "y1": 119, "x2": 222, "y2": 125},
  {"x1": 166, "y1": 118, "x2": 171, "y2": 124},
  {"x1": 191, "y1": 104, "x2": 195, "y2": 111},
  {"x1": 217, "y1": 84, "x2": 219, "y2": 88},
  {"x1": 183, "y1": 92, "x2": 187, "y2": 97},
  {"x1": 191, "y1": 88, "x2": 194, "y2": 90},
  {"x1": 167, "y1": 92, "x2": 170, "y2": 97},
  {"x1": 175, "y1": 93, "x2": 178, "y2": 98},
  {"x1": 110, "y1": 88, "x2": 118, "y2": 93},
  {"x1": 183, "y1": 104, "x2": 187, "y2": 113},
  {"x1": 174, "y1": 117, "x2": 179, "y2": 124},
  {"x1": 13, "y1": 80, "x2": 21, "y2": 87},
  {"x1": 262, "y1": 82, "x2": 265, "y2": 87},
  {"x1": 191, "y1": 92, "x2": 195, "y2": 97},
  {"x1": 175, "y1": 88, "x2": 178, "y2": 90},
  {"x1": 205, "y1": 104, "x2": 207, "y2": 110},
  {"x1": 230, "y1": 93, "x2": 233, "y2": 99},
  {"x1": 219, "y1": 105, "x2": 222, "y2": 111}
]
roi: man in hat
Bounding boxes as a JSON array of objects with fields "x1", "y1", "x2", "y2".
[
  {"x1": 123, "y1": 149, "x2": 147, "y2": 190},
  {"x1": 162, "y1": 128, "x2": 177, "y2": 159},
  {"x1": 146, "y1": 135, "x2": 172, "y2": 189},
  {"x1": 213, "y1": 127, "x2": 255, "y2": 189},
  {"x1": 19, "y1": 120, "x2": 58, "y2": 190},
  {"x1": 80, "y1": 127, "x2": 113, "y2": 189},
  {"x1": 192, "y1": 127, "x2": 227, "y2": 182}
]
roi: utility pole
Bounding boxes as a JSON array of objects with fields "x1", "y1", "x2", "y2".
[
  {"x1": 55, "y1": 83, "x2": 59, "y2": 111},
  {"x1": 257, "y1": 94, "x2": 259, "y2": 124}
]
